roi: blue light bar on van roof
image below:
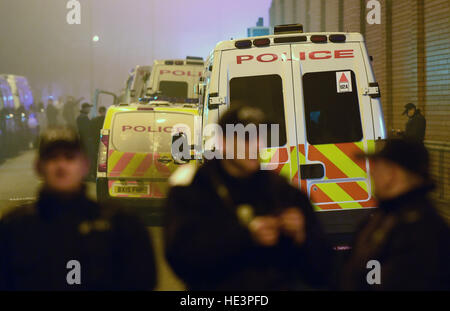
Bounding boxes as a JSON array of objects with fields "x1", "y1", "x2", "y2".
[
  {"x1": 329, "y1": 34, "x2": 346, "y2": 43},
  {"x1": 235, "y1": 40, "x2": 252, "y2": 49}
]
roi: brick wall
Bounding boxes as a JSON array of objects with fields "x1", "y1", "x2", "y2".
[
  {"x1": 325, "y1": 0, "x2": 340, "y2": 31},
  {"x1": 343, "y1": 0, "x2": 361, "y2": 32}
]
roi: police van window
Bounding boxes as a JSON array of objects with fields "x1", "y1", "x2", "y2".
[
  {"x1": 229, "y1": 74, "x2": 287, "y2": 147},
  {"x1": 159, "y1": 81, "x2": 188, "y2": 98},
  {"x1": 302, "y1": 70, "x2": 363, "y2": 145}
]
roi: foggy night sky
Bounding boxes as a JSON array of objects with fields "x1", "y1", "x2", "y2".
[{"x1": 0, "y1": 0, "x2": 271, "y2": 103}]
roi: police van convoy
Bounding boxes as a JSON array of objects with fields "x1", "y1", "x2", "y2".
[
  {"x1": 95, "y1": 57, "x2": 204, "y2": 223},
  {"x1": 93, "y1": 25, "x2": 387, "y2": 232},
  {"x1": 0, "y1": 74, "x2": 35, "y2": 160},
  {"x1": 196, "y1": 24, "x2": 386, "y2": 239}
]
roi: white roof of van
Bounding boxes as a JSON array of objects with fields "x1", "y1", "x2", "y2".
[
  {"x1": 153, "y1": 58, "x2": 204, "y2": 66},
  {"x1": 213, "y1": 32, "x2": 364, "y2": 52}
]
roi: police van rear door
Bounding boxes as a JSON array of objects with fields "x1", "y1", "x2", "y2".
[
  {"x1": 155, "y1": 65, "x2": 202, "y2": 99},
  {"x1": 290, "y1": 39, "x2": 377, "y2": 215},
  {"x1": 218, "y1": 45, "x2": 299, "y2": 182}
]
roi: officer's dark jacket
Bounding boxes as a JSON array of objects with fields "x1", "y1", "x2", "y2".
[
  {"x1": 0, "y1": 188, "x2": 156, "y2": 290},
  {"x1": 76, "y1": 113, "x2": 91, "y2": 141},
  {"x1": 91, "y1": 115, "x2": 106, "y2": 149},
  {"x1": 164, "y1": 160, "x2": 333, "y2": 290},
  {"x1": 405, "y1": 110, "x2": 426, "y2": 142},
  {"x1": 341, "y1": 185, "x2": 450, "y2": 291}
]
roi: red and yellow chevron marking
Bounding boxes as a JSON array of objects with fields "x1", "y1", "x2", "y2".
[
  {"x1": 296, "y1": 144, "x2": 307, "y2": 192},
  {"x1": 262, "y1": 141, "x2": 377, "y2": 210},
  {"x1": 310, "y1": 181, "x2": 371, "y2": 208},
  {"x1": 308, "y1": 142, "x2": 367, "y2": 180},
  {"x1": 307, "y1": 140, "x2": 377, "y2": 210},
  {"x1": 107, "y1": 149, "x2": 174, "y2": 178},
  {"x1": 106, "y1": 149, "x2": 180, "y2": 198}
]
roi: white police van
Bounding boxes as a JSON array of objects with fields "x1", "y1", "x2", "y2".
[
  {"x1": 197, "y1": 24, "x2": 386, "y2": 242},
  {"x1": 145, "y1": 56, "x2": 204, "y2": 102}
]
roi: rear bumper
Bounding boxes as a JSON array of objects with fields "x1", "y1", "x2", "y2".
[
  {"x1": 96, "y1": 177, "x2": 166, "y2": 226},
  {"x1": 317, "y1": 208, "x2": 375, "y2": 246}
]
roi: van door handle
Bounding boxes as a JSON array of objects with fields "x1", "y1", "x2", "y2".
[
  {"x1": 157, "y1": 156, "x2": 172, "y2": 164},
  {"x1": 300, "y1": 163, "x2": 325, "y2": 179}
]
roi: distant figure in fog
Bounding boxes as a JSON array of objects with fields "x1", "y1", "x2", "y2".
[
  {"x1": 341, "y1": 139, "x2": 450, "y2": 291},
  {"x1": 36, "y1": 101, "x2": 47, "y2": 134},
  {"x1": 0, "y1": 127, "x2": 156, "y2": 290},
  {"x1": 46, "y1": 98, "x2": 58, "y2": 127},
  {"x1": 76, "y1": 102, "x2": 92, "y2": 140},
  {"x1": 76, "y1": 103, "x2": 93, "y2": 174},
  {"x1": 403, "y1": 103, "x2": 426, "y2": 142},
  {"x1": 164, "y1": 105, "x2": 332, "y2": 290},
  {"x1": 91, "y1": 106, "x2": 106, "y2": 141},
  {"x1": 63, "y1": 96, "x2": 84, "y2": 128}
]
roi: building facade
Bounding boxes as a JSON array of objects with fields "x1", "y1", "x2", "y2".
[{"x1": 269, "y1": 0, "x2": 450, "y2": 210}]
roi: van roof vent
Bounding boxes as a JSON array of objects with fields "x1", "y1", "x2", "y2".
[{"x1": 274, "y1": 24, "x2": 303, "y2": 35}]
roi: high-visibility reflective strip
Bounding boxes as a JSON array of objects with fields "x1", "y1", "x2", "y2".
[
  {"x1": 335, "y1": 143, "x2": 367, "y2": 172},
  {"x1": 134, "y1": 154, "x2": 154, "y2": 177},
  {"x1": 313, "y1": 183, "x2": 363, "y2": 208},
  {"x1": 308, "y1": 145, "x2": 347, "y2": 179},
  {"x1": 121, "y1": 153, "x2": 147, "y2": 176},
  {"x1": 279, "y1": 147, "x2": 295, "y2": 178},
  {"x1": 108, "y1": 150, "x2": 124, "y2": 174},
  {"x1": 108, "y1": 150, "x2": 175, "y2": 178},
  {"x1": 337, "y1": 181, "x2": 369, "y2": 201},
  {"x1": 311, "y1": 144, "x2": 367, "y2": 179},
  {"x1": 110, "y1": 152, "x2": 135, "y2": 176},
  {"x1": 317, "y1": 198, "x2": 377, "y2": 210}
]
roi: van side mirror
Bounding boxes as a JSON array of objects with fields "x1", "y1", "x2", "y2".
[{"x1": 171, "y1": 132, "x2": 191, "y2": 164}]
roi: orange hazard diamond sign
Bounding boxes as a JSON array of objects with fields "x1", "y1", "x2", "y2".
[{"x1": 336, "y1": 71, "x2": 352, "y2": 93}]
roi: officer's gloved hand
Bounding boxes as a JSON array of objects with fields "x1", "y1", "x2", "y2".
[{"x1": 248, "y1": 216, "x2": 280, "y2": 247}]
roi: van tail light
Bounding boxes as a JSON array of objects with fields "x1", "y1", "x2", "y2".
[{"x1": 98, "y1": 130, "x2": 110, "y2": 173}]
